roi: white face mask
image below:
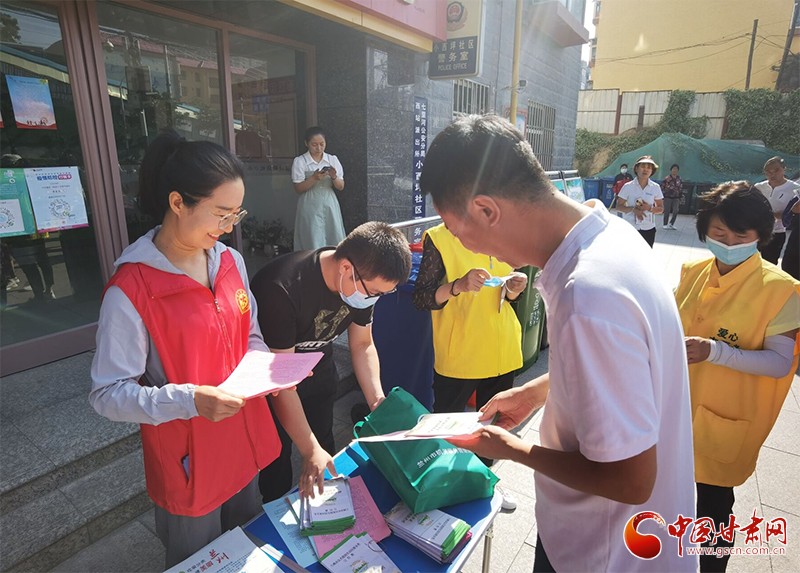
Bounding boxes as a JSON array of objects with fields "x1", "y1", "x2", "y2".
[
  {"x1": 339, "y1": 266, "x2": 378, "y2": 309},
  {"x1": 705, "y1": 237, "x2": 759, "y2": 266},
  {"x1": 620, "y1": 168, "x2": 628, "y2": 174}
]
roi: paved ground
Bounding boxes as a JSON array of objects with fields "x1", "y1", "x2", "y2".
[{"x1": 50, "y1": 214, "x2": 799, "y2": 573}]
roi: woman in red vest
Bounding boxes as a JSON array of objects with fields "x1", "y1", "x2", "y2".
[{"x1": 90, "y1": 129, "x2": 335, "y2": 567}]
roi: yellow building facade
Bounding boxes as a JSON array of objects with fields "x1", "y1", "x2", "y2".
[{"x1": 591, "y1": 0, "x2": 797, "y2": 92}]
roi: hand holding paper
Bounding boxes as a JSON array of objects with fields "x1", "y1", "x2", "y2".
[
  {"x1": 445, "y1": 424, "x2": 526, "y2": 462},
  {"x1": 355, "y1": 412, "x2": 496, "y2": 443},
  {"x1": 218, "y1": 351, "x2": 324, "y2": 400}
]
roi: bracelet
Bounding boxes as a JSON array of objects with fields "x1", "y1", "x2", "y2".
[{"x1": 450, "y1": 280, "x2": 460, "y2": 297}]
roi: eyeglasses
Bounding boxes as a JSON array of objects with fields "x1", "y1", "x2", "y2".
[
  {"x1": 349, "y1": 260, "x2": 397, "y2": 299},
  {"x1": 207, "y1": 209, "x2": 247, "y2": 230}
]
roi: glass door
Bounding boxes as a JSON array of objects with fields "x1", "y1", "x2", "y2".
[
  {"x1": 227, "y1": 32, "x2": 309, "y2": 277},
  {"x1": 0, "y1": 1, "x2": 105, "y2": 346},
  {"x1": 95, "y1": 0, "x2": 227, "y2": 244}
]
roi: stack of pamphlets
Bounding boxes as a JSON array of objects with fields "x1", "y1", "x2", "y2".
[
  {"x1": 319, "y1": 532, "x2": 400, "y2": 573},
  {"x1": 384, "y1": 502, "x2": 472, "y2": 564},
  {"x1": 299, "y1": 477, "x2": 356, "y2": 537}
]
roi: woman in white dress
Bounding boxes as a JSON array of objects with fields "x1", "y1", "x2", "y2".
[{"x1": 292, "y1": 127, "x2": 346, "y2": 251}]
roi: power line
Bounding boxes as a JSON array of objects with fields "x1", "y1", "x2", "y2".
[
  {"x1": 757, "y1": 34, "x2": 796, "y2": 54},
  {"x1": 596, "y1": 34, "x2": 750, "y2": 64},
  {"x1": 594, "y1": 16, "x2": 792, "y2": 64},
  {"x1": 605, "y1": 40, "x2": 750, "y2": 67},
  {"x1": 722, "y1": 58, "x2": 784, "y2": 90}
]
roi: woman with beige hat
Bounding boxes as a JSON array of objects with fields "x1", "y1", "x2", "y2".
[{"x1": 616, "y1": 155, "x2": 665, "y2": 247}]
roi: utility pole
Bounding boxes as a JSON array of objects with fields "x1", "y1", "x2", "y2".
[
  {"x1": 745, "y1": 19, "x2": 758, "y2": 90},
  {"x1": 775, "y1": 0, "x2": 800, "y2": 91},
  {"x1": 509, "y1": 0, "x2": 523, "y2": 125}
]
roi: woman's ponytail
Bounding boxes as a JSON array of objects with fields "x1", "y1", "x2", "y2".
[{"x1": 138, "y1": 128, "x2": 244, "y2": 222}]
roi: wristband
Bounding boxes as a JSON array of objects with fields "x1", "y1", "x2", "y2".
[{"x1": 450, "y1": 280, "x2": 460, "y2": 297}]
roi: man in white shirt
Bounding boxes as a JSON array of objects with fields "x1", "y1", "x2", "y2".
[
  {"x1": 754, "y1": 156, "x2": 800, "y2": 264},
  {"x1": 616, "y1": 156, "x2": 665, "y2": 248},
  {"x1": 420, "y1": 115, "x2": 697, "y2": 572}
]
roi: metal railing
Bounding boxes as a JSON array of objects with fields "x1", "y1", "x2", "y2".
[
  {"x1": 389, "y1": 171, "x2": 584, "y2": 244},
  {"x1": 390, "y1": 215, "x2": 442, "y2": 244}
]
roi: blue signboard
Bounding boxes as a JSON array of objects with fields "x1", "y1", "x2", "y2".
[{"x1": 412, "y1": 97, "x2": 428, "y2": 234}]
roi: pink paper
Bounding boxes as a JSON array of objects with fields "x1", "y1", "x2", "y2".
[
  {"x1": 312, "y1": 476, "x2": 391, "y2": 557},
  {"x1": 218, "y1": 351, "x2": 323, "y2": 399}
]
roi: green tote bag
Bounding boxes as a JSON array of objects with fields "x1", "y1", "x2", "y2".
[{"x1": 353, "y1": 387, "x2": 499, "y2": 513}]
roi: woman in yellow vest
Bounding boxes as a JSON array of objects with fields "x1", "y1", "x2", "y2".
[
  {"x1": 413, "y1": 223, "x2": 526, "y2": 508},
  {"x1": 675, "y1": 182, "x2": 800, "y2": 573}
]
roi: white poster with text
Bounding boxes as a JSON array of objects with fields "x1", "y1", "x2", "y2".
[{"x1": 24, "y1": 167, "x2": 89, "y2": 232}]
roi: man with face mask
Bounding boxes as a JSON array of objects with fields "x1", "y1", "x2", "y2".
[
  {"x1": 251, "y1": 222, "x2": 411, "y2": 502},
  {"x1": 614, "y1": 163, "x2": 632, "y2": 186}
]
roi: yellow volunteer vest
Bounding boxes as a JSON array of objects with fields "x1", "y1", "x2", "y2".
[
  {"x1": 426, "y1": 224, "x2": 523, "y2": 379},
  {"x1": 675, "y1": 254, "x2": 800, "y2": 487}
]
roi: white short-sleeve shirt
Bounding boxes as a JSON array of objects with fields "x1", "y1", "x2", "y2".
[
  {"x1": 291, "y1": 152, "x2": 344, "y2": 184},
  {"x1": 533, "y1": 201, "x2": 697, "y2": 572},
  {"x1": 754, "y1": 179, "x2": 799, "y2": 233},
  {"x1": 618, "y1": 179, "x2": 664, "y2": 230}
]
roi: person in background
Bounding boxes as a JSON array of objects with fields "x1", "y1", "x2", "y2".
[
  {"x1": 89, "y1": 130, "x2": 334, "y2": 567},
  {"x1": 412, "y1": 222, "x2": 527, "y2": 510},
  {"x1": 754, "y1": 156, "x2": 799, "y2": 264},
  {"x1": 421, "y1": 115, "x2": 696, "y2": 573},
  {"x1": 611, "y1": 163, "x2": 633, "y2": 200},
  {"x1": 292, "y1": 126, "x2": 346, "y2": 251},
  {"x1": 614, "y1": 163, "x2": 633, "y2": 186},
  {"x1": 616, "y1": 156, "x2": 664, "y2": 247},
  {"x1": 661, "y1": 163, "x2": 683, "y2": 230},
  {"x1": 675, "y1": 182, "x2": 799, "y2": 572},
  {"x1": 781, "y1": 185, "x2": 800, "y2": 279},
  {"x1": 251, "y1": 222, "x2": 411, "y2": 503}
]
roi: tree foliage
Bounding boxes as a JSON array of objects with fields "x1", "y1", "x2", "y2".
[
  {"x1": 0, "y1": 13, "x2": 21, "y2": 44},
  {"x1": 574, "y1": 90, "x2": 709, "y2": 176},
  {"x1": 723, "y1": 88, "x2": 800, "y2": 156}
]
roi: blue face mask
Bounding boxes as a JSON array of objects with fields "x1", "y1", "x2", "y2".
[
  {"x1": 706, "y1": 237, "x2": 759, "y2": 266},
  {"x1": 339, "y1": 267, "x2": 379, "y2": 309}
]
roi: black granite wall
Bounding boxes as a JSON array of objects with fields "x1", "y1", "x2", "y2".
[{"x1": 155, "y1": 0, "x2": 584, "y2": 228}]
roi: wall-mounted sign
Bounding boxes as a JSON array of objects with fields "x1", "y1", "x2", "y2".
[
  {"x1": 24, "y1": 167, "x2": 89, "y2": 233},
  {"x1": 412, "y1": 96, "x2": 428, "y2": 226},
  {"x1": 429, "y1": 0, "x2": 484, "y2": 79},
  {"x1": 0, "y1": 169, "x2": 36, "y2": 238},
  {"x1": 6, "y1": 76, "x2": 57, "y2": 130}
]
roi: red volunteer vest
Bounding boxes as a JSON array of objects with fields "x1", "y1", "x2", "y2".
[{"x1": 105, "y1": 250, "x2": 280, "y2": 517}]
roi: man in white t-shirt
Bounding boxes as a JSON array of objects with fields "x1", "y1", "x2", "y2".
[
  {"x1": 616, "y1": 155, "x2": 665, "y2": 248},
  {"x1": 754, "y1": 156, "x2": 800, "y2": 264},
  {"x1": 420, "y1": 116, "x2": 697, "y2": 572}
]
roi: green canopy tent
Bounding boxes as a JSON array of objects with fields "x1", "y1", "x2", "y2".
[{"x1": 595, "y1": 133, "x2": 799, "y2": 184}]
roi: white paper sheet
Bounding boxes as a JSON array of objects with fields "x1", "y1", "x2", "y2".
[
  {"x1": 319, "y1": 534, "x2": 400, "y2": 573},
  {"x1": 262, "y1": 496, "x2": 318, "y2": 568},
  {"x1": 355, "y1": 412, "x2": 492, "y2": 443},
  {"x1": 0, "y1": 199, "x2": 26, "y2": 237},
  {"x1": 219, "y1": 351, "x2": 323, "y2": 399},
  {"x1": 163, "y1": 526, "x2": 281, "y2": 573},
  {"x1": 24, "y1": 167, "x2": 89, "y2": 232}
]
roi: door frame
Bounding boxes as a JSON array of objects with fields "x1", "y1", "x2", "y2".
[{"x1": 1, "y1": 0, "x2": 317, "y2": 376}]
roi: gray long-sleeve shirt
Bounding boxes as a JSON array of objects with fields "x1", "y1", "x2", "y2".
[{"x1": 89, "y1": 228, "x2": 269, "y2": 426}]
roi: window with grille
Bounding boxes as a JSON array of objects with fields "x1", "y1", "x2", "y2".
[
  {"x1": 526, "y1": 100, "x2": 556, "y2": 170},
  {"x1": 453, "y1": 79, "x2": 490, "y2": 118}
]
